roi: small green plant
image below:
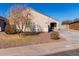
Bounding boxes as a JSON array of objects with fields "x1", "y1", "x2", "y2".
[
  {"x1": 5, "y1": 23, "x2": 17, "y2": 34},
  {"x1": 50, "y1": 31, "x2": 60, "y2": 40}
]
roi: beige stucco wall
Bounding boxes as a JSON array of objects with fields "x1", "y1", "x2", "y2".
[{"x1": 29, "y1": 9, "x2": 60, "y2": 32}]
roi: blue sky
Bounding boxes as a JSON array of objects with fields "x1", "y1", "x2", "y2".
[{"x1": 0, "y1": 3, "x2": 79, "y2": 22}]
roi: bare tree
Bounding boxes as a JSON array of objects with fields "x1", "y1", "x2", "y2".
[
  {"x1": 62, "y1": 20, "x2": 72, "y2": 25},
  {"x1": 8, "y1": 5, "x2": 33, "y2": 33},
  {"x1": 74, "y1": 18, "x2": 79, "y2": 22}
]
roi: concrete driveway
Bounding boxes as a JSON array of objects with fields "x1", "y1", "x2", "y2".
[
  {"x1": 60, "y1": 30, "x2": 79, "y2": 44},
  {"x1": 46, "y1": 30, "x2": 79, "y2": 56}
]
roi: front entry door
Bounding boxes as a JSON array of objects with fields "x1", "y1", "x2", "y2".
[{"x1": 48, "y1": 23, "x2": 56, "y2": 32}]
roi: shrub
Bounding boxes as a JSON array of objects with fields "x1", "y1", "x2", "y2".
[
  {"x1": 5, "y1": 23, "x2": 17, "y2": 34},
  {"x1": 50, "y1": 31, "x2": 60, "y2": 40}
]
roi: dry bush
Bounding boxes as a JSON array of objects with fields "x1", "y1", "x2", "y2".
[
  {"x1": 5, "y1": 22, "x2": 17, "y2": 34},
  {"x1": 50, "y1": 31, "x2": 60, "y2": 40}
]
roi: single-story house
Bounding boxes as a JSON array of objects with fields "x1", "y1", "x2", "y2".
[
  {"x1": 9, "y1": 8, "x2": 61, "y2": 32},
  {"x1": 69, "y1": 21, "x2": 79, "y2": 30},
  {"x1": 0, "y1": 16, "x2": 6, "y2": 31},
  {"x1": 61, "y1": 20, "x2": 79, "y2": 30}
]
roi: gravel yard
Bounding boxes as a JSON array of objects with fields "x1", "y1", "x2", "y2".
[{"x1": 0, "y1": 32, "x2": 62, "y2": 49}]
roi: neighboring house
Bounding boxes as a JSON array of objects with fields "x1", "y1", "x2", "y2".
[
  {"x1": 61, "y1": 20, "x2": 72, "y2": 30},
  {"x1": 61, "y1": 20, "x2": 79, "y2": 30},
  {"x1": 69, "y1": 21, "x2": 79, "y2": 30},
  {"x1": 0, "y1": 16, "x2": 6, "y2": 31},
  {"x1": 61, "y1": 23, "x2": 70, "y2": 30},
  {"x1": 9, "y1": 8, "x2": 60, "y2": 32}
]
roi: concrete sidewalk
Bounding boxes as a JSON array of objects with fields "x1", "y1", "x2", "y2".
[{"x1": 0, "y1": 40, "x2": 79, "y2": 56}]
